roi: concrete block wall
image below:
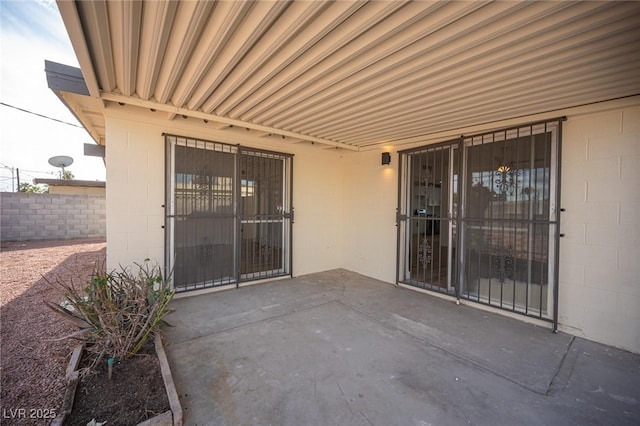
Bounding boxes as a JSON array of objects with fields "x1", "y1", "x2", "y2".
[
  {"x1": 559, "y1": 105, "x2": 640, "y2": 353},
  {"x1": 0, "y1": 192, "x2": 105, "y2": 241}
]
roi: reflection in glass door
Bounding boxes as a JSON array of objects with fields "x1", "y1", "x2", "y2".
[
  {"x1": 459, "y1": 122, "x2": 559, "y2": 319},
  {"x1": 169, "y1": 141, "x2": 238, "y2": 288}
]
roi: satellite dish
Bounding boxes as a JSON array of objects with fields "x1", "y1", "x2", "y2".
[
  {"x1": 48, "y1": 155, "x2": 74, "y2": 168},
  {"x1": 48, "y1": 155, "x2": 74, "y2": 179}
]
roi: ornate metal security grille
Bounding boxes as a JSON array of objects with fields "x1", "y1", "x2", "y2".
[
  {"x1": 491, "y1": 245, "x2": 514, "y2": 285},
  {"x1": 418, "y1": 238, "x2": 432, "y2": 268}
]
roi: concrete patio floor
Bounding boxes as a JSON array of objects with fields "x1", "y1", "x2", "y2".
[{"x1": 162, "y1": 269, "x2": 640, "y2": 426}]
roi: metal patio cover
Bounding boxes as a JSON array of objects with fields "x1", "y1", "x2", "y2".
[{"x1": 56, "y1": 0, "x2": 640, "y2": 149}]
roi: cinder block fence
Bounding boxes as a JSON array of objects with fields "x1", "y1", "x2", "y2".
[{"x1": 0, "y1": 192, "x2": 105, "y2": 241}]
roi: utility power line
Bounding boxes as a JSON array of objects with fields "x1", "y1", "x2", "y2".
[
  {"x1": 0, "y1": 163, "x2": 56, "y2": 192},
  {"x1": 0, "y1": 101, "x2": 83, "y2": 128},
  {"x1": 1, "y1": 163, "x2": 55, "y2": 176}
]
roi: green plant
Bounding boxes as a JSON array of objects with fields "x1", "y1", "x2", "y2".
[
  {"x1": 61, "y1": 169, "x2": 74, "y2": 180},
  {"x1": 18, "y1": 182, "x2": 48, "y2": 193},
  {"x1": 46, "y1": 260, "x2": 175, "y2": 369}
]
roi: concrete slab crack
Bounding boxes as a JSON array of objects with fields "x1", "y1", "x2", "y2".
[
  {"x1": 546, "y1": 335, "x2": 577, "y2": 396},
  {"x1": 167, "y1": 300, "x2": 338, "y2": 347},
  {"x1": 360, "y1": 410, "x2": 374, "y2": 426},
  {"x1": 337, "y1": 382, "x2": 355, "y2": 416}
]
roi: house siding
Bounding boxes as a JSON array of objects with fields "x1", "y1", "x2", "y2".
[
  {"x1": 342, "y1": 148, "x2": 398, "y2": 282},
  {"x1": 559, "y1": 105, "x2": 640, "y2": 353}
]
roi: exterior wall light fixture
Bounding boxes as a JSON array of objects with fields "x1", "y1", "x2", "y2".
[{"x1": 381, "y1": 152, "x2": 391, "y2": 165}]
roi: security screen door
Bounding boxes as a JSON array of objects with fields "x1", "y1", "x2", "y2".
[
  {"x1": 398, "y1": 119, "x2": 562, "y2": 323},
  {"x1": 165, "y1": 135, "x2": 292, "y2": 291},
  {"x1": 397, "y1": 142, "x2": 459, "y2": 294},
  {"x1": 238, "y1": 148, "x2": 289, "y2": 280}
]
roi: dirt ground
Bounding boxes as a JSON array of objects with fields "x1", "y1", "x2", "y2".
[
  {"x1": 65, "y1": 339, "x2": 169, "y2": 426},
  {"x1": 0, "y1": 238, "x2": 106, "y2": 425}
]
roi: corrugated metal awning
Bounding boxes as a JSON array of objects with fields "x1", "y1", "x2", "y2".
[{"x1": 56, "y1": 0, "x2": 640, "y2": 150}]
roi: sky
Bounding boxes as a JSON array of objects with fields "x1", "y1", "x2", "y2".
[{"x1": 0, "y1": 0, "x2": 106, "y2": 192}]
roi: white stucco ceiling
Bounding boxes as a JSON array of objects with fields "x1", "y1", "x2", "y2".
[{"x1": 56, "y1": 0, "x2": 640, "y2": 150}]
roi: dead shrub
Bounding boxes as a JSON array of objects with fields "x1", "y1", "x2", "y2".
[{"x1": 45, "y1": 260, "x2": 175, "y2": 372}]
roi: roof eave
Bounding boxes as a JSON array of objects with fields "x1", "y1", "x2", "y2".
[
  {"x1": 55, "y1": 0, "x2": 101, "y2": 98},
  {"x1": 45, "y1": 60, "x2": 105, "y2": 146}
]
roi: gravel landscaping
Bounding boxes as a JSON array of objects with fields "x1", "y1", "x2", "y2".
[{"x1": 0, "y1": 238, "x2": 106, "y2": 425}]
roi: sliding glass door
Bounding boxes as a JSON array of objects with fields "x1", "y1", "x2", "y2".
[
  {"x1": 165, "y1": 135, "x2": 292, "y2": 291},
  {"x1": 398, "y1": 119, "x2": 562, "y2": 323}
]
